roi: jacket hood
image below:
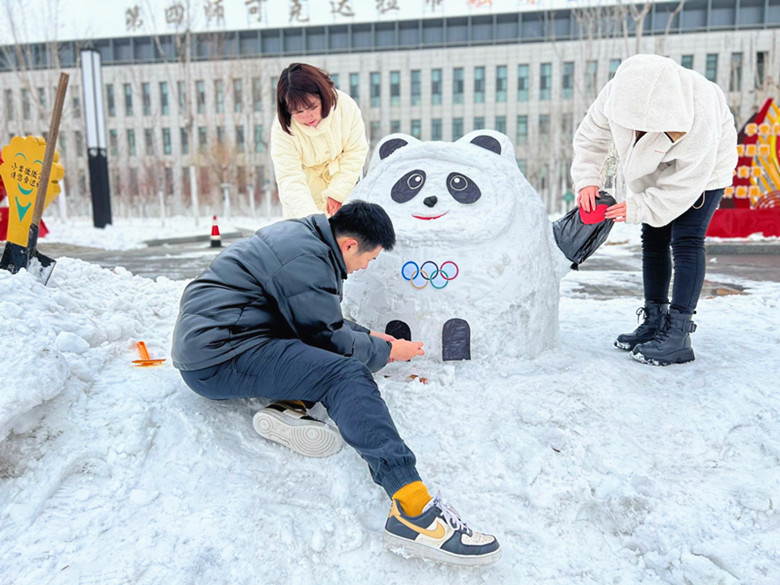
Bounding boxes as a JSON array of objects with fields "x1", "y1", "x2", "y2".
[{"x1": 606, "y1": 54, "x2": 695, "y2": 133}]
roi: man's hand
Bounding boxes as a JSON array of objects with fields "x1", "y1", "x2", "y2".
[
  {"x1": 370, "y1": 331, "x2": 396, "y2": 343},
  {"x1": 577, "y1": 185, "x2": 600, "y2": 213},
  {"x1": 389, "y1": 339, "x2": 425, "y2": 362},
  {"x1": 605, "y1": 201, "x2": 627, "y2": 222},
  {"x1": 326, "y1": 197, "x2": 342, "y2": 216}
]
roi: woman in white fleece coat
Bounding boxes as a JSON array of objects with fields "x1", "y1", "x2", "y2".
[
  {"x1": 571, "y1": 53, "x2": 737, "y2": 366},
  {"x1": 271, "y1": 63, "x2": 368, "y2": 219}
]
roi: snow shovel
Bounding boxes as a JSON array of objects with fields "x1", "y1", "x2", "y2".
[{"x1": 0, "y1": 72, "x2": 69, "y2": 285}]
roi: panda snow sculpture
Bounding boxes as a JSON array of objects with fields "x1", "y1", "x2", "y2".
[{"x1": 342, "y1": 130, "x2": 574, "y2": 362}]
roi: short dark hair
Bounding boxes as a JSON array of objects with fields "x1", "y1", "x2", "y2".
[
  {"x1": 277, "y1": 63, "x2": 338, "y2": 135},
  {"x1": 329, "y1": 200, "x2": 396, "y2": 252}
]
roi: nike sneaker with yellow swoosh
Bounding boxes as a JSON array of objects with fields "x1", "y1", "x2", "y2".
[{"x1": 383, "y1": 493, "x2": 501, "y2": 566}]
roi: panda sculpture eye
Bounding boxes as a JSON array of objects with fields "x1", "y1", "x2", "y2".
[
  {"x1": 391, "y1": 170, "x2": 426, "y2": 203},
  {"x1": 447, "y1": 172, "x2": 481, "y2": 204}
]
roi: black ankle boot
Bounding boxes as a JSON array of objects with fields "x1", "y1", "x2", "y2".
[
  {"x1": 631, "y1": 309, "x2": 697, "y2": 366},
  {"x1": 614, "y1": 302, "x2": 669, "y2": 351}
]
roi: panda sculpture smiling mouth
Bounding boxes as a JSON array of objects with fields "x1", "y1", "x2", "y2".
[{"x1": 411, "y1": 212, "x2": 448, "y2": 220}]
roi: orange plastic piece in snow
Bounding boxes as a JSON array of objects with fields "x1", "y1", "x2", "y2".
[{"x1": 133, "y1": 341, "x2": 166, "y2": 367}]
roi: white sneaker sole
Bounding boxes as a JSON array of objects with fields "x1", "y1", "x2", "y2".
[
  {"x1": 382, "y1": 531, "x2": 502, "y2": 567},
  {"x1": 252, "y1": 409, "x2": 344, "y2": 458}
]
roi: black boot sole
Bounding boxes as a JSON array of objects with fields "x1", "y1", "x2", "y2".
[{"x1": 630, "y1": 348, "x2": 695, "y2": 366}]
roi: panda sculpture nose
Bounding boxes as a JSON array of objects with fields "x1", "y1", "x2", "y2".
[{"x1": 423, "y1": 195, "x2": 438, "y2": 208}]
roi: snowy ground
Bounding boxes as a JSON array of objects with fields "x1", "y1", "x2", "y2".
[{"x1": 1, "y1": 219, "x2": 778, "y2": 585}]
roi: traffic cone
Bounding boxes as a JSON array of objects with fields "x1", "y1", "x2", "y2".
[{"x1": 210, "y1": 215, "x2": 222, "y2": 248}]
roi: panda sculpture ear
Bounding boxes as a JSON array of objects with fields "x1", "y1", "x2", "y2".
[
  {"x1": 379, "y1": 138, "x2": 408, "y2": 160},
  {"x1": 470, "y1": 135, "x2": 502, "y2": 155},
  {"x1": 458, "y1": 129, "x2": 516, "y2": 164}
]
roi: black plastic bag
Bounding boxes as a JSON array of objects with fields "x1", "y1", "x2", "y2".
[{"x1": 552, "y1": 191, "x2": 616, "y2": 269}]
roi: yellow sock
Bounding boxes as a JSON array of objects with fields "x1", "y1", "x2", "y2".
[{"x1": 392, "y1": 481, "x2": 432, "y2": 517}]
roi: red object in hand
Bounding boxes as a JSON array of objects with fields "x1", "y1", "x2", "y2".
[{"x1": 579, "y1": 202, "x2": 609, "y2": 224}]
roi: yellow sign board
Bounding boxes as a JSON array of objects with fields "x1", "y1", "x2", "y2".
[{"x1": 0, "y1": 136, "x2": 64, "y2": 246}]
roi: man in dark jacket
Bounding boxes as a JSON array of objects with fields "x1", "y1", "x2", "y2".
[{"x1": 171, "y1": 201, "x2": 500, "y2": 566}]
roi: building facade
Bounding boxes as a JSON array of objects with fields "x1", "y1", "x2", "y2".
[{"x1": 1, "y1": 1, "x2": 779, "y2": 216}]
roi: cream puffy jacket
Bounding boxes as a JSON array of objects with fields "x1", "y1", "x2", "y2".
[
  {"x1": 271, "y1": 90, "x2": 368, "y2": 218},
  {"x1": 571, "y1": 54, "x2": 737, "y2": 227}
]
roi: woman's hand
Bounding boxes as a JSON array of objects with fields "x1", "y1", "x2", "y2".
[
  {"x1": 326, "y1": 197, "x2": 342, "y2": 216},
  {"x1": 389, "y1": 339, "x2": 425, "y2": 363},
  {"x1": 577, "y1": 185, "x2": 601, "y2": 213},
  {"x1": 605, "y1": 201, "x2": 627, "y2": 222}
]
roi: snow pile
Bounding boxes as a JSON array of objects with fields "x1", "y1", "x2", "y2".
[
  {"x1": 344, "y1": 131, "x2": 569, "y2": 362},
  {"x1": 0, "y1": 252, "x2": 778, "y2": 584}
]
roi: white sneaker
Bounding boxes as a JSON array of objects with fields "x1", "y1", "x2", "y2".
[
  {"x1": 252, "y1": 401, "x2": 344, "y2": 458},
  {"x1": 383, "y1": 492, "x2": 501, "y2": 566}
]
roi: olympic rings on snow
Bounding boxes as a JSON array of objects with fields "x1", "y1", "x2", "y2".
[{"x1": 400, "y1": 260, "x2": 460, "y2": 290}]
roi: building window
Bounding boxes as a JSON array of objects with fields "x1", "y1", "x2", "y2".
[
  {"x1": 609, "y1": 59, "x2": 621, "y2": 80},
  {"x1": 252, "y1": 77, "x2": 262, "y2": 111},
  {"x1": 370, "y1": 72, "x2": 381, "y2": 108},
  {"x1": 177, "y1": 81, "x2": 186, "y2": 113},
  {"x1": 162, "y1": 127, "x2": 171, "y2": 155},
  {"x1": 215, "y1": 80, "x2": 225, "y2": 113},
  {"x1": 562, "y1": 113, "x2": 573, "y2": 141},
  {"x1": 432, "y1": 68, "x2": 442, "y2": 105},
  {"x1": 730, "y1": 52, "x2": 742, "y2": 92},
  {"x1": 517, "y1": 159, "x2": 527, "y2": 176},
  {"x1": 349, "y1": 73, "x2": 360, "y2": 102},
  {"x1": 145, "y1": 128, "x2": 154, "y2": 155},
  {"x1": 474, "y1": 116, "x2": 485, "y2": 131},
  {"x1": 75, "y1": 130, "x2": 83, "y2": 156},
  {"x1": 453, "y1": 68, "x2": 464, "y2": 104},
  {"x1": 370, "y1": 121, "x2": 381, "y2": 142},
  {"x1": 5, "y1": 89, "x2": 14, "y2": 121},
  {"x1": 22, "y1": 88, "x2": 31, "y2": 120},
  {"x1": 106, "y1": 84, "x2": 115, "y2": 117},
  {"x1": 234, "y1": 79, "x2": 243, "y2": 114},
  {"x1": 756, "y1": 52, "x2": 767, "y2": 89},
  {"x1": 540, "y1": 63, "x2": 551, "y2": 101},
  {"x1": 411, "y1": 119, "x2": 422, "y2": 139},
  {"x1": 453, "y1": 117, "x2": 463, "y2": 140},
  {"x1": 411, "y1": 69, "x2": 421, "y2": 106},
  {"x1": 72, "y1": 89, "x2": 80, "y2": 118},
  {"x1": 159, "y1": 82, "x2": 169, "y2": 116},
  {"x1": 180, "y1": 127, "x2": 189, "y2": 155},
  {"x1": 496, "y1": 65, "x2": 507, "y2": 103},
  {"x1": 474, "y1": 66, "x2": 485, "y2": 103},
  {"x1": 198, "y1": 126, "x2": 207, "y2": 153},
  {"x1": 165, "y1": 166, "x2": 174, "y2": 195},
  {"x1": 562, "y1": 62, "x2": 574, "y2": 100},
  {"x1": 254, "y1": 124, "x2": 264, "y2": 153},
  {"x1": 539, "y1": 114, "x2": 550, "y2": 141},
  {"x1": 495, "y1": 115, "x2": 506, "y2": 134},
  {"x1": 431, "y1": 118, "x2": 442, "y2": 141},
  {"x1": 109, "y1": 129, "x2": 118, "y2": 157},
  {"x1": 141, "y1": 82, "x2": 151, "y2": 116},
  {"x1": 127, "y1": 129, "x2": 136, "y2": 156},
  {"x1": 390, "y1": 71, "x2": 401, "y2": 107},
  {"x1": 216, "y1": 126, "x2": 225, "y2": 145},
  {"x1": 330, "y1": 73, "x2": 340, "y2": 89},
  {"x1": 124, "y1": 83, "x2": 133, "y2": 116},
  {"x1": 586, "y1": 60, "x2": 598, "y2": 96},
  {"x1": 681, "y1": 55, "x2": 694, "y2": 70},
  {"x1": 196, "y1": 80, "x2": 206, "y2": 114},
  {"x1": 390, "y1": 120, "x2": 401, "y2": 133},
  {"x1": 516, "y1": 115, "x2": 528, "y2": 145},
  {"x1": 705, "y1": 54, "x2": 718, "y2": 83},
  {"x1": 236, "y1": 125, "x2": 245, "y2": 152},
  {"x1": 517, "y1": 64, "x2": 529, "y2": 102}
]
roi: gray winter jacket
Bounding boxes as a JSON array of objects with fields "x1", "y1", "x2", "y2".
[{"x1": 171, "y1": 214, "x2": 391, "y2": 372}]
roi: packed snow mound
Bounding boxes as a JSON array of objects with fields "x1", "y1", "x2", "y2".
[{"x1": 343, "y1": 130, "x2": 568, "y2": 362}]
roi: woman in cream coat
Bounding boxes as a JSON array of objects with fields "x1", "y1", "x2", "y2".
[
  {"x1": 572, "y1": 53, "x2": 737, "y2": 366},
  {"x1": 271, "y1": 63, "x2": 368, "y2": 218}
]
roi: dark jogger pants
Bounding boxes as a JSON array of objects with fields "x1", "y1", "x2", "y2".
[
  {"x1": 179, "y1": 339, "x2": 421, "y2": 497},
  {"x1": 641, "y1": 188, "x2": 724, "y2": 314}
]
